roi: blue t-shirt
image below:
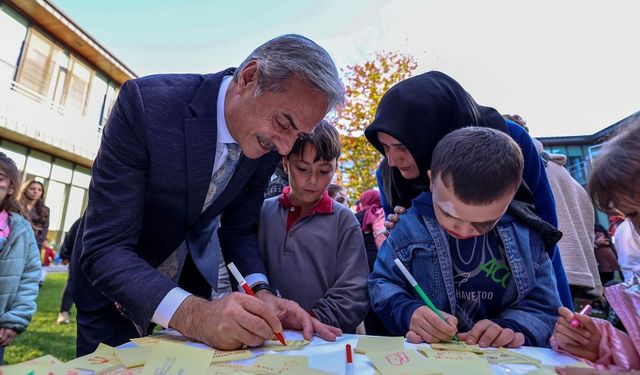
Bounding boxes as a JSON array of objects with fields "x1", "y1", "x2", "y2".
[{"x1": 447, "y1": 230, "x2": 512, "y2": 329}]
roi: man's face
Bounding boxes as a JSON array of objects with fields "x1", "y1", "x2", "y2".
[
  {"x1": 284, "y1": 143, "x2": 336, "y2": 208},
  {"x1": 225, "y1": 61, "x2": 329, "y2": 159},
  {"x1": 333, "y1": 189, "x2": 349, "y2": 207},
  {"x1": 429, "y1": 171, "x2": 514, "y2": 239}
]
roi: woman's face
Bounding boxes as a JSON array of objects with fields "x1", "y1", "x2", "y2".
[
  {"x1": 377, "y1": 132, "x2": 420, "y2": 179},
  {"x1": 613, "y1": 193, "x2": 640, "y2": 233},
  {"x1": 26, "y1": 183, "x2": 43, "y2": 201}
]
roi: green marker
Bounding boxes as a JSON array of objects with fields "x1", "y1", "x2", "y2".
[{"x1": 394, "y1": 258, "x2": 459, "y2": 343}]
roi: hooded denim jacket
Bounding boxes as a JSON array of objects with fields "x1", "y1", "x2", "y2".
[{"x1": 368, "y1": 196, "x2": 561, "y2": 347}]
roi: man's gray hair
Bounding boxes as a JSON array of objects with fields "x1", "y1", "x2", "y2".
[{"x1": 234, "y1": 34, "x2": 344, "y2": 112}]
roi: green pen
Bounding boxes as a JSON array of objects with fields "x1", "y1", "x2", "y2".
[{"x1": 394, "y1": 258, "x2": 459, "y2": 343}]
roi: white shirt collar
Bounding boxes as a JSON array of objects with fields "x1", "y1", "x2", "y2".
[{"x1": 216, "y1": 75, "x2": 236, "y2": 144}]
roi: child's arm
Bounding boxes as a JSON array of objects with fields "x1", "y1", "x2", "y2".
[
  {"x1": 552, "y1": 307, "x2": 640, "y2": 370},
  {"x1": 368, "y1": 238, "x2": 456, "y2": 340},
  {"x1": 489, "y1": 241, "x2": 561, "y2": 347},
  {"x1": 311, "y1": 222, "x2": 370, "y2": 333},
  {"x1": 0, "y1": 231, "x2": 41, "y2": 333}
]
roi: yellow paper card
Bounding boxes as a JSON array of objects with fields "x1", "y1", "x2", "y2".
[
  {"x1": 419, "y1": 349, "x2": 493, "y2": 375},
  {"x1": 355, "y1": 335, "x2": 405, "y2": 354},
  {"x1": 211, "y1": 349, "x2": 253, "y2": 363},
  {"x1": 481, "y1": 348, "x2": 541, "y2": 365},
  {"x1": 130, "y1": 333, "x2": 193, "y2": 346},
  {"x1": 141, "y1": 341, "x2": 213, "y2": 375},
  {"x1": 64, "y1": 343, "x2": 122, "y2": 374},
  {"x1": 367, "y1": 349, "x2": 436, "y2": 375},
  {"x1": 419, "y1": 348, "x2": 483, "y2": 360},
  {"x1": 115, "y1": 346, "x2": 154, "y2": 368},
  {"x1": 261, "y1": 339, "x2": 310, "y2": 352},
  {"x1": 430, "y1": 342, "x2": 485, "y2": 354},
  {"x1": 104, "y1": 368, "x2": 144, "y2": 375}
]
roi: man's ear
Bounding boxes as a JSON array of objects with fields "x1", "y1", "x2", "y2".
[{"x1": 237, "y1": 60, "x2": 259, "y2": 93}]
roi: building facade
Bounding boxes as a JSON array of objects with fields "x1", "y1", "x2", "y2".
[{"x1": 0, "y1": 0, "x2": 135, "y2": 246}]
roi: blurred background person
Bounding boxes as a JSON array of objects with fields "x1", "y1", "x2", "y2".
[
  {"x1": 328, "y1": 183, "x2": 349, "y2": 207},
  {"x1": 594, "y1": 224, "x2": 621, "y2": 285}
]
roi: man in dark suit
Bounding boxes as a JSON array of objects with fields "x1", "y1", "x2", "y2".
[{"x1": 71, "y1": 34, "x2": 345, "y2": 355}]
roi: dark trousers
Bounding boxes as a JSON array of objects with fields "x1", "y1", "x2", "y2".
[
  {"x1": 76, "y1": 304, "x2": 139, "y2": 357},
  {"x1": 0, "y1": 346, "x2": 4, "y2": 365},
  {"x1": 60, "y1": 271, "x2": 74, "y2": 312}
]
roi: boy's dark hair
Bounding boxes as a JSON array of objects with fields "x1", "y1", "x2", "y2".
[
  {"x1": 288, "y1": 119, "x2": 341, "y2": 162},
  {"x1": 431, "y1": 127, "x2": 524, "y2": 205}
]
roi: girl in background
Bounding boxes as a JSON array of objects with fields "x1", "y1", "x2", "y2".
[{"x1": 0, "y1": 152, "x2": 41, "y2": 364}]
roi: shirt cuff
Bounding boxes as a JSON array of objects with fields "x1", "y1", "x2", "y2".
[
  {"x1": 240, "y1": 273, "x2": 269, "y2": 292},
  {"x1": 151, "y1": 287, "x2": 192, "y2": 328}
]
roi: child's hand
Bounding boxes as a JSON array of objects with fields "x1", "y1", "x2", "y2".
[
  {"x1": 458, "y1": 320, "x2": 525, "y2": 348},
  {"x1": 553, "y1": 306, "x2": 601, "y2": 362},
  {"x1": 406, "y1": 306, "x2": 458, "y2": 343},
  {"x1": 0, "y1": 327, "x2": 17, "y2": 347}
]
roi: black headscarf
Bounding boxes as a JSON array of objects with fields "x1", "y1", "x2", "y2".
[{"x1": 365, "y1": 71, "x2": 508, "y2": 209}]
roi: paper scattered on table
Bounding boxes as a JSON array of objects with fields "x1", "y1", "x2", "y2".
[
  {"x1": 430, "y1": 341, "x2": 485, "y2": 354},
  {"x1": 355, "y1": 336, "x2": 405, "y2": 354},
  {"x1": 211, "y1": 348, "x2": 254, "y2": 363},
  {"x1": 260, "y1": 339, "x2": 310, "y2": 352},
  {"x1": 141, "y1": 341, "x2": 213, "y2": 375},
  {"x1": 481, "y1": 348, "x2": 541, "y2": 365},
  {"x1": 208, "y1": 354, "x2": 329, "y2": 374},
  {"x1": 63, "y1": 343, "x2": 122, "y2": 374},
  {"x1": 367, "y1": 349, "x2": 434, "y2": 375},
  {"x1": 104, "y1": 368, "x2": 144, "y2": 375},
  {"x1": 114, "y1": 345, "x2": 154, "y2": 368},
  {"x1": 130, "y1": 332, "x2": 193, "y2": 347},
  {"x1": 419, "y1": 348, "x2": 493, "y2": 375}
]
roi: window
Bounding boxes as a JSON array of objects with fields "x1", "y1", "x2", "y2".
[
  {"x1": 15, "y1": 28, "x2": 64, "y2": 100},
  {"x1": 62, "y1": 56, "x2": 92, "y2": 114}
]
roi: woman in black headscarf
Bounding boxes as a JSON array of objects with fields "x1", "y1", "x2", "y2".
[{"x1": 364, "y1": 71, "x2": 573, "y2": 309}]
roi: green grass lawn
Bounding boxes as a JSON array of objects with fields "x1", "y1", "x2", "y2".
[{"x1": 5, "y1": 272, "x2": 76, "y2": 364}]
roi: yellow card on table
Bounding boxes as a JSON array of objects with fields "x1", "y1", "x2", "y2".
[
  {"x1": 64, "y1": 343, "x2": 122, "y2": 374},
  {"x1": 130, "y1": 333, "x2": 193, "y2": 347},
  {"x1": 104, "y1": 368, "x2": 144, "y2": 375},
  {"x1": 419, "y1": 349, "x2": 493, "y2": 375},
  {"x1": 260, "y1": 339, "x2": 310, "y2": 352},
  {"x1": 430, "y1": 341, "x2": 485, "y2": 354},
  {"x1": 367, "y1": 349, "x2": 435, "y2": 375},
  {"x1": 211, "y1": 349, "x2": 253, "y2": 363},
  {"x1": 208, "y1": 354, "x2": 328, "y2": 375},
  {"x1": 141, "y1": 341, "x2": 213, "y2": 375},
  {"x1": 355, "y1": 335, "x2": 405, "y2": 354},
  {"x1": 481, "y1": 348, "x2": 541, "y2": 365},
  {"x1": 115, "y1": 345, "x2": 154, "y2": 368}
]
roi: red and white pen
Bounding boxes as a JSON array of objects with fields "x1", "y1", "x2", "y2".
[
  {"x1": 570, "y1": 304, "x2": 592, "y2": 328},
  {"x1": 345, "y1": 344, "x2": 354, "y2": 375},
  {"x1": 227, "y1": 262, "x2": 287, "y2": 346}
]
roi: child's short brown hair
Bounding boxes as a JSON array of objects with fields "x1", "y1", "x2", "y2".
[
  {"x1": 431, "y1": 127, "x2": 524, "y2": 205},
  {"x1": 589, "y1": 121, "x2": 640, "y2": 215},
  {"x1": 288, "y1": 119, "x2": 341, "y2": 161}
]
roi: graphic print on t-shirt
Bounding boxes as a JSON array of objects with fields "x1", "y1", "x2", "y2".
[{"x1": 448, "y1": 229, "x2": 511, "y2": 330}]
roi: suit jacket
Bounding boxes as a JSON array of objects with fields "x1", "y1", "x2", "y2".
[{"x1": 71, "y1": 69, "x2": 280, "y2": 333}]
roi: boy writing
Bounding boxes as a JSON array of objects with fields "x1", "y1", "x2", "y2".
[
  {"x1": 258, "y1": 120, "x2": 369, "y2": 333},
  {"x1": 369, "y1": 127, "x2": 560, "y2": 347}
]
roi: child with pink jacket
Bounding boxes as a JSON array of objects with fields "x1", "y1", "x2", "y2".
[{"x1": 552, "y1": 278, "x2": 640, "y2": 371}]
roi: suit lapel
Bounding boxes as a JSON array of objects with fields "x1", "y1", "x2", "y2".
[
  {"x1": 183, "y1": 69, "x2": 234, "y2": 225},
  {"x1": 184, "y1": 115, "x2": 217, "y2": 226}
]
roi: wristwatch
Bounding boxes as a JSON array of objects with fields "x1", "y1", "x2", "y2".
[{"x1": 251, "y1": 282, "x2": 281, "y2": 298}]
